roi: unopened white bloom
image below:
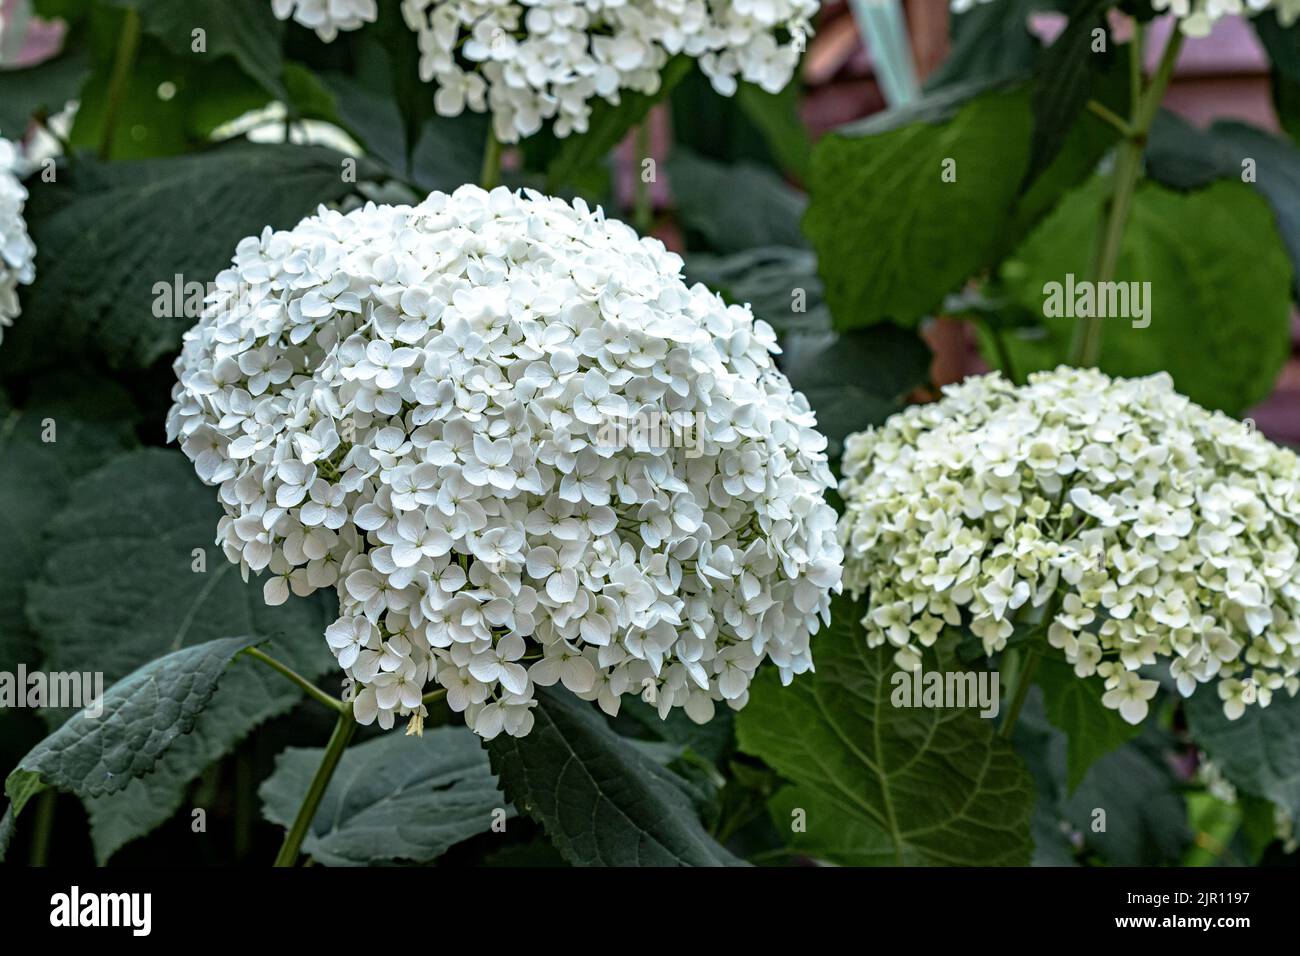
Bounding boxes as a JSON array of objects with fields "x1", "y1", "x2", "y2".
[
  {"x1": 840, "y1": 367, "x2": 1300, "y2": 726},
  {"x1": 398, "y1": 0, "x2": 819, "y2": 143},
  {"x1": 271, "y1": 0, "x2": 378, "y2": 41},
  {"x1": 953, "y1": 0, "x2": 1299, "y2": 35},
  {"x1": 169, "y1": 185, "x2": 842, "y2": 739},
  {"x1": 0, "y1": 136, "x2": 35, "y2": 346}
]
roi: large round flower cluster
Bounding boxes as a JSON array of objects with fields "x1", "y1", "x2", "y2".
[
  {"x1": 399, "y1": 0, "x2": 819, "y2": 143},
  {"x1": 271, "y1": 0, "x2": 377, "y2": 41},
  {"x1": 0, "y1": 136, "x2": 35, "y2": 346},
  {"x1": 167, "y1": 185, "x2": 842, "y2": 739},
  {"x1": 839, "y1": 367, "x2": 1300, "y2": 726},
  {"x1": 951, "y1": 0, "x2": 1300, "y2": 36}
]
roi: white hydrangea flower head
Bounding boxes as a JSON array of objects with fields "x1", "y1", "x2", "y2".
[
  {"x1": 398, "y1": 0, "x2": 819, "y2": 143},
  {"x1": 951, "y1": 0, "x2": 1299, "y2": 35},
  {"x1": 271, "y1": 0, "x2": 378, "y2": 41},
  {"x1": 839, "y1": 367, "x2": 1300, "y2": 727},
  {"x1": 0, "y1": 136, "x2": 36, "y2": 346},
  {"x1": 168, "y1": 185, "x2": 842, "y2": 739}
]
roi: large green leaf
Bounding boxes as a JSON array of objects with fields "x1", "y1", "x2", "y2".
[
  {"x1": 925, "y1": 0, "x2": 1048, "y2": 90},
  {"x1": 736, "y1": 596, "x2": 1035, "y2": 865},
  {"x1": 260, "y1": 725, "x2": 509, "y2": 866},
  {"x1": 685, "y1": 246, "x2": 828, "y2": 339},
  {"x1": 486, "y1": 686, "x2": 744, "y2": 866},
  {"x1": 26, "y1": 447, "x2": 338, "y2": 860},
  {"x1": 0, "y1": 376, "x2": 137, "y2": 675},
  {"x1": 1023, "y1": 0, "x2": 1110, "y2": 188},
  {"x1": 780, "y1": 325, "x2": 932, "y2": 459},
  {"x1": 998, "y1": 177, "x2": 1293, "y2": 413},
  {"x1": 4, "y1": 635, "x2": 258, "y2": 817},
  {"x1": 1034, "y1": 656, "x2": 1140, "y2": 793},
  {"x1": 0, "y1": 142, "x2": 363, "y2": 374},
  {"x1": 806, "y1": 87, "x2": 1029, "y2": 329},
  {"x1": 1014, "y1": 691, "x2": 1189, "y2": 865},
  {"x1": 669, "y1": 149, "x2": 807, "y2": 254},
  {"x1": 66, "y1": 4, "x2": 271, "y2": 160},
  {"x1": 1147, "y1": 113, "x2": 1300, "y2": 300},
  {"x1": 1186, "y1": 687, "x2": 1300, "y2": 821}
]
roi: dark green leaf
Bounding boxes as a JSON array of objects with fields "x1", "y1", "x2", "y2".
[
  {"x1": 685, "y1": 246, "x2": 828, "y2": 338},
  {"x1": 0, "y1": 142, "x2": 363, "y2": 374},
  {"x1": 1023, "y1": 0, "x2": 1110, "y2": 189},
  {"x1": 26, "y1": 447, "x2": 338, "y2": 860},
  {"x1": 735, "y1": 83, "x2": 812, "y2": 180},
  {"x1": 780, "y1": 325, "x2": 932, "y2": 458},
  {"x1": 807, "y1": 87, "x2": 1030, "y2": 328},
  {"x1": 4, "y1": 635, "x2": 259, "y2": 816},
  {"x1": 1035, "y1": 655, "x2": 1140, "y2": 793},
  {"x1": 1014, "y1": 690, "x2": 1189, "y2": 866},
  {"x1": 110, "y1": 0, "x2": 287, "y2": 100},
  {"x1": 260, "y1": 726, "x2": 510, "y2": 866},
  {"x1": 0, "y1": 376, "x2": 137, "y2": 675},
  {"x1": 925, "y1": 0, "x2": 1047, "y2": 90},
  {"x1": 670, "y1": 149, "x2": 807, "y2": 253},
  {"x1": 736, "y1": 595, "x2": 1035, "y2": 865},
  {"x1": 1187, "y1": 686, "x2": 1300, "y2": 820},
  {"x1": 1148, "y1": 113, "x2": 1300, "y2": 300},
  {"x1": 486, "y1": 686, "x2": 744, "y2": 866},
  {"x1": 998, "y1": 177, "x2": 1293, "y2": 413}
]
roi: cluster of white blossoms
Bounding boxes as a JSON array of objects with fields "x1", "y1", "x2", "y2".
[
  {"x1": 270, "y1": 0, "x2": 378, "y2": 41},
  {"x1": 168, "y1": 185, "x2": 842, "y2": 739},
  {"x1": 951, "y1": 0, "x2": 1300, "y2": 37},
  {"x1": 839, "y1": 367, "x2": 1300, "y2": 727},
  {"x1": 0, "y1": 135, "x2": 36, "y2": 346},
  {"x1": 398, "y1": 0, "x2": 819, "y2": 143}
]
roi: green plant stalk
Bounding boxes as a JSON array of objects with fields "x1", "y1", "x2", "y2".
[
  {"x1": 998, "y1": 585, "x2": 1069, "y2": 739},
  {"x1": 480, "y1": 126, "x2": 504, "y2": 190},
  {"x1": 633, "y1": 122, "x2": 653, "y2": 234},
  {"x1": 272, "y1": 708, "x2": 357, "y2": 867},
  {"x1": 1069, "y1": 26, "x2": 1184, "y2": 367},
  {"x1": 98, "y1": 7, "x2": 141, "y2": 160},
  {"x1": 983, "y1": 318, "x2": 1020, "y2": 385},
  {"x1": 28, "y1": 789, "x2": 56, "y2": 866},
  {"x1": 243, "y1": 646, "x2": 345, "y2": 713},
  {"x1": 999, "y1": 646, "x2": 1042, "y2": 739}
]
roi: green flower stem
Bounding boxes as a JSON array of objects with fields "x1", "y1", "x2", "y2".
[
  {"x1": 273, "y1": 707, "x2": 357, "y2": 867},
  {"x1": 242, "y1": 646, "x2": 345, "y2": 714},
  {"x1": 999, "y1": 587, "x2": 1068, "y2": 739},
  {"x1": 421, "y1": 687, "x2": 448, "y2": 706},
  {"x1": 633, "y1": 122, "x2": 653, "y2": 234},
  {"x1": 1068, "y1": 23, "x2": 1184, "y2": 367},
  {"x1": 98, "y1": 7, "x2": 141, "y2": 160},
  {"x1": 480, "y1": 126, "x2": 504, "y2": 190},
  {"x1": 982, "y1": 318, "x2": 1020, "y2": 384},
  {"x1": 999, "y1": 646, "x2": 1042, "y2": 739},
  {"x1": 27, "y1": 789, "x2": 56, "y2": 866}
]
